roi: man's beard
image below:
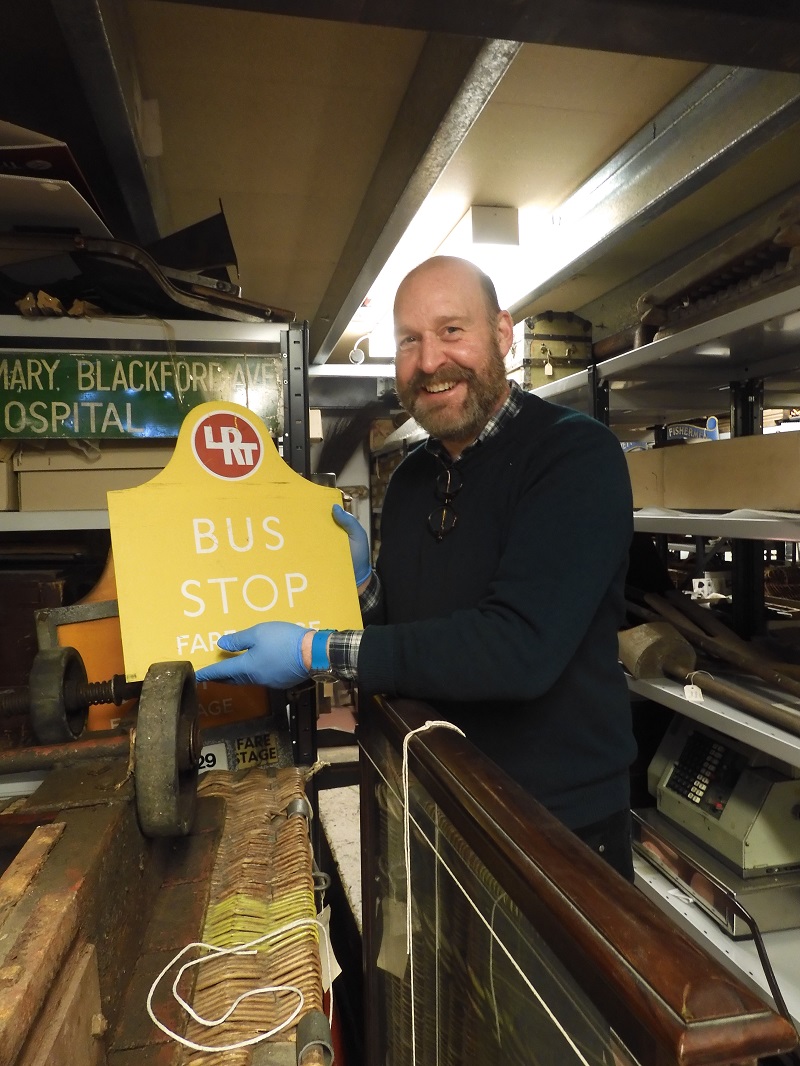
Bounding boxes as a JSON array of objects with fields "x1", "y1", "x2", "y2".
[{"x1": 396, "y1": 344, "x2": 508, "y2": 443}]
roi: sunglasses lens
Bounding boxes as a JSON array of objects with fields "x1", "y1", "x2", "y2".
[
  {"x1": 440, "y1": 505, "x2": 457, "y2": 534},
  {"x1": 429, "y1": 460, "x2": 461, "y2": 540},
  {"x1": 428, "y1": 504, "x2": 458, "y2": 540}
]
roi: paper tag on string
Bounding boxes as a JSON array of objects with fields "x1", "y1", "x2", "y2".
[
  {"x1": 317, "y1": 905, "x2": 342, "y2": 992},
  {"x1": 684, "y1": 683, "x2": 704, "y2": 702},
  {"x1": 376, "y1": 897, "x2": 409, "y2": 979}
]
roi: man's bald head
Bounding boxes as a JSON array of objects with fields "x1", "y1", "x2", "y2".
[
  {"x1": 394, "y1": 256, "x2": 501, "y2": 326},
  {"x1": 391, "y1": 255, "x2": 513, "y2": 456}
]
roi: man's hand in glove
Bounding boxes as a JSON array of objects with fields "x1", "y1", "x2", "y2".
[
  {"x1": 332, "y1": 503, "x2": 372, "y2": 588},
  {"x1": 195, "y1": 621, "x2": 310, "y2": 688}
]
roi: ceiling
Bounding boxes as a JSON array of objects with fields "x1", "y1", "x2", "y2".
[{"x1": 3, "y1": 0, "x2": 800, "y2": 412}]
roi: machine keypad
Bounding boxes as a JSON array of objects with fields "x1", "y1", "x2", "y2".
[{"x1": 665, "y1": 734, "x2": 725, "y2": 805}]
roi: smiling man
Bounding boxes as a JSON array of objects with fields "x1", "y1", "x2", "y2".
[
  {"x1": 393, "y1": 256, "x2": 512, "y2": 456},
  {"x1": 197, "y1": 255, "x2": 637, "y2": 879}
]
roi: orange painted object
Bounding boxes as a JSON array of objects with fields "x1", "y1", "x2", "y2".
[
  {"x1": 55, "y1": 550, "x2": 134, "y2": 731},
  {"x1": 56, "y1": 550, "x2": 268, "y2": 731}
]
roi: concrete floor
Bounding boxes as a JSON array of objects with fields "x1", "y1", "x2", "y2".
[{"x1": 318, "y1": 782, "x2": 362, "y2": 932}]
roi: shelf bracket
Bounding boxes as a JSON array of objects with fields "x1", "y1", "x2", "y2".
[
  {"x1": 729, "y1": 378, "x2": 766, "y2": 637},
  {"x1": 730, "y1": 378, "x2": 764, "y2": 438},
  {"x1": 588, "y1": 364, "x2": 609, "y2": 425}
]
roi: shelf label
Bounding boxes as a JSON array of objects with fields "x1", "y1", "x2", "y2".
[
  {"x1": 198, "y1": 741, "x2": 228, "y2": 773},
  {"x1": 684, "y1": 683, "x2": 705, "y2": 702},
  {"x1": 234, "y1": 731, "x2": 280, "y2": 769}
]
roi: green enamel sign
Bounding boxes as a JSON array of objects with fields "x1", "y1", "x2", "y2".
[{"x1": 0, "y1": 350, "x2": 285, "y2": 439}]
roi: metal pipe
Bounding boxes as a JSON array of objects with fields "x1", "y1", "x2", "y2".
[{"x1": 0, "y1": 732, "x2": 131, "y2": 773}]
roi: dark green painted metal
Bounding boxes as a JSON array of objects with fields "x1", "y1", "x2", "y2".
[{"x1": 0, "y1": 350, "x2": 284, "y2": 438}]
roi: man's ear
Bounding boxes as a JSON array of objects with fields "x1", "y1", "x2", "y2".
[{"x1": 496, "y1": 309, "x2": 514, "y2": 357}]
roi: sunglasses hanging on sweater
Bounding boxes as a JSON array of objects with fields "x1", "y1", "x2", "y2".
[{"x1": 427, "y1": 461, "x2": 462, "y2": 541}]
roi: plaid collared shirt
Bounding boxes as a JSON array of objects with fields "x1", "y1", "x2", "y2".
[
  {"x1": 425, "y1": 378, "x2": 524, "y2": 465},
  {"x1": 328, "y1": 381, "x2": 524, "y2": 680}
]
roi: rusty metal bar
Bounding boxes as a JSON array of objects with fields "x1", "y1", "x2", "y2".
[{"x1": 0, "y1": 733, "x2": 130, "y2": 774}]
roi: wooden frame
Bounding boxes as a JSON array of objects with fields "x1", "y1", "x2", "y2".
[{"x1": 359, "y1": 695, "x2": 798, "y2": 1066}]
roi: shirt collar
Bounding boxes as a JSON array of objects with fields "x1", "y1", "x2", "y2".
[{"x1": 425, "y1": 379, "x2": 524, "y2": 463}]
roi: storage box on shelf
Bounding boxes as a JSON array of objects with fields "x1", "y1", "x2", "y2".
[
  {"x1": 0, "y1": 441, "x2": 17, "y2": 510},
  {"x1": 368, "y1": 418, "x2": 397, "y2": 453},
  {"x1": 627, "y1": 434, "x2": 800, "y2": 511},
  {"x1": 535, "y1": 279, "x2": 800, "y2": 438},
  {"x1": 14, "y1": 440, "x2": 174, "y2": 511},
  {"x1": 508, "y1": 311, "x2": 593, "y2": 390}
]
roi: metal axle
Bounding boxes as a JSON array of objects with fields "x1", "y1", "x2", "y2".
[
  {"x1": 0, "y1": 674, "x2": 143, "y2": 718},
  {"x1": 0, "y1": 731, "x2": 132, "y2": 774},
  {"x1": 0, "y1": 713, "x2": 200, "y2": 776}
]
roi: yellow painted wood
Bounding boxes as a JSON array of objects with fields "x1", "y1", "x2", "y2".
[{"x1": 108, "y1": 402, "x2": 362, "y2": 681}]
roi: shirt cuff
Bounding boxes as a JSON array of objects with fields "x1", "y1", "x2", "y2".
[
  {"x1": 328, "y1": 629, "x2": 362, "y2": 681},
  {"x1": 359, "y1": 570, "x2": 381, "y2": 610}
]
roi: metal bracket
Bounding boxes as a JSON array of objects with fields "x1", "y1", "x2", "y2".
[
  {"x1": 284, "y1": 324, "x2": 311, "y2": 477},
  {"x1": 588, "y1": 363, "x2": 610, "y2": 425},
  {"x1": 35, "y1": 600, "x2": 120, "y2": 652}
]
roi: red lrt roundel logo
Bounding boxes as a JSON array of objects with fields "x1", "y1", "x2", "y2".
[{"x1": 192, "y1": 411, "x2": 263, "y2": 480}]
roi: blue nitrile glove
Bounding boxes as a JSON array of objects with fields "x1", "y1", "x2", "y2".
[
  {"x1": 332, "y1": 503, "x2": 372, "y2": 585},
  {"x1": 194, "y1": 622, "x2": 309, "y2": 688}
]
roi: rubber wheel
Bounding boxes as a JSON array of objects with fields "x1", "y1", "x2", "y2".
[
  {"x1": 29, "y1": 646, "x2": 88, "y2": 743},
  {"x1": 134, "y1": 661, "x2": 199, "y2": 837}
]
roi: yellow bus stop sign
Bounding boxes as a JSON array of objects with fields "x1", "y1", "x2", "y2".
[{"x1": 108, "y1": 401, "x2": 362, "y2": 681}]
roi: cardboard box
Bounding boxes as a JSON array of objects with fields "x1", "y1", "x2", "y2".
[
  {"x1": 14, "y1": 440, "x2": 174, "y2": 511},
  {"x1": 625, "y1": 449, "x2": 665, "y2": 508},
  {"x1": 309, "y1": 408, "x2": 323, "y2": 443},
  {"x1": 627, "y1": 434, "x2": 800, "y2": 511},
  {"x1": 664, "y1": 434, "x2": 800, "y2": 510},
  {"x1": 369, "y1": 417, "x2": 397, "y2": 452},
  {"x1": 0, "y1": 441, "x2": 18, "y2": 510}
]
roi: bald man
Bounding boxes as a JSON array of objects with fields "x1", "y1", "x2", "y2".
[{"x1": 197, "y1": 256, "x2": 636, "y2": 879}]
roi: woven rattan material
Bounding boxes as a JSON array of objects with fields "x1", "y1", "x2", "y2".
[{"x1": 177, "y1": 768, "x2": 322, "y2": 1065}]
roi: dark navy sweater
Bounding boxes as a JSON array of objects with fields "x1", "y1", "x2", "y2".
[{"x1": 359, "y1": 390, "x2": 636, "y2": 829}]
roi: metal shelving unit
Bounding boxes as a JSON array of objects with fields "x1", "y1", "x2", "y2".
[
  {"x1": 634, "y1": 507, "x2": 800, "y2": 541},
  {"x1": 0, "y1": 318, "x2": 312, "y2": 532},
  {"x1": 536, "y1": 279, "x2": 800, "y2": 433},
  {"x1": 634, "y1": 854, "x2": 800, "y2": 1027},
  {"x1": 627, "y1": 675, "x2": 800, "y2": 768},
  {"x1": 531, "y1": 283, "x2": 800, "y2": 1024},
  {"x1": 0, "y1": 510, "x2": 109, "y2": 531}
]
